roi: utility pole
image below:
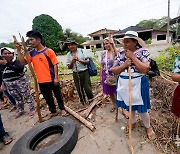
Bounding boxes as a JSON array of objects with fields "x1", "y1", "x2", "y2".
[
  {"x1": 176, "y1": 5, "x2": 180, "y2": 40},
  {"x1": 167, "y1": 0, "x2": 170, "y2": 43}
]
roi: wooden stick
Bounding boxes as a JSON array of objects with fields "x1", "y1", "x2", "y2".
[
  {"x1": 83, "y1": 92, "x2": 103, "y2": 118},
  {"x1": 13, "y1": 35, "x2": 42, "y2": 123},
  {"x1": 65, "y1": 105, "x2": 95, "y2": 131},
  {"x1": 115, "y1": 107, "x2": 118, "y2": 122},
  {"x1": 160, "y1": 70, "x2": 171, "y2": 77},
  {"x1": 160, "y1": 74, "x2": 176, "y2": 83},
  {"x1": 84, "y1": 100, "x2": 102, "y2": 118},
  {"x1": 128, "y1": 66, "x2": 134, "y2": 154}
]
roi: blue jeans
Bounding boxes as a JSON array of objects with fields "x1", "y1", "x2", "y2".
[{"x1": 0, "y1": 113, "x2": 8, "y2": 138}]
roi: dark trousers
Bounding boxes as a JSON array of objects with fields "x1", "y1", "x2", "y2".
[
  {"x1": 39, "y1": 82, "x2": 65, "y2": 113},
  {"x1": 0, "y1": 92, "x2": 4, "y2": 102},
  {"x1": 73, "y1": 70, "x2": 93, "y2": 103}
]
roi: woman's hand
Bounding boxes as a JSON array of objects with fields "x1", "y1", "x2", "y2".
[
  {"x1": 0, "y1": 59, "x2": 7, "y2": 65},
  {"x1": 125, "y1": 49, "x2": 134, "y2": 59},
  {"x1": 124, "y1": 58, "x2": 132, "y2": 68}
]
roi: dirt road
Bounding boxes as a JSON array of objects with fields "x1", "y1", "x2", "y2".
[{"x1": 0, "y1": 102, "x2": 161, "y2": 154}]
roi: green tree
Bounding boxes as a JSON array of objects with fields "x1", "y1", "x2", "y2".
[
  {"x1": 136, "y1": 16, "x2": 169, "y2": 30},
  {"x1": 32, "y1": 14, "x2": 64, "y2": 53},
  {"x1": 63, "y1": 28, "x2": 86, "y2": 45},
  {"x1": 136, "y1": 19, "x2": 156, "y2": 29},
  {"x1": 0, "y1": 42, "x2": 15, "y2": 49},
  {"x1": 153, "y1": 16, "x2": 169, "y2": 29}
]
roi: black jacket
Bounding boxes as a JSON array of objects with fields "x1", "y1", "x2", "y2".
[{"x1": 0, "y1": 60, "x2": 25, "y2": 82}]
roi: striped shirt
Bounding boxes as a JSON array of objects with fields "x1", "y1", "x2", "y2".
[
  {"x1": 114, "y1": 48, "x2": 150, "y2": 73},
  {"x1": 2, "y1": 60, "x2": 24, "y2": 82}
]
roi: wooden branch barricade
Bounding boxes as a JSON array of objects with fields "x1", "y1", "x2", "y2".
[{"x1": 65, "y1": 105, "x2": 95, "y2": 131}]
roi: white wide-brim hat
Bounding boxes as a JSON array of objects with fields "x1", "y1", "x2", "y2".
[
  {"x1": 0, "y1": 47, "x2": 16, "y2": 61},
  {"x1": 116, "y1": 31, "x2": 146, "y2": 48},
  {"x1": 0, "y1": 47, "x2": 15, "y2": 54}
]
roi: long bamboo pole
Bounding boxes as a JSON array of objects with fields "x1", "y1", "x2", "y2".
[
  {"x1": 128, "y1": 66, "x2": 134, "y2": 154},
  {"x1": 13, "y1": 36, "x2": 42, "y2": 123}
]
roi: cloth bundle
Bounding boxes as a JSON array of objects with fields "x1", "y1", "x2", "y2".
[
  {"x1": 105, "y1": 74, "x2": 117, "y2": 86},
  {"x1": 171, "y1": 85, "x2": 180, "y2": 118}
]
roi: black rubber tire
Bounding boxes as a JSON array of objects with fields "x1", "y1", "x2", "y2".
[{"x1": 10, "y1": 117, "x2": 78, "y2": 154}]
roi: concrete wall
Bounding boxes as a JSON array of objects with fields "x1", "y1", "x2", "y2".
[{"x1": 152, "y1": 31, "x2": 172, "y2": 44}]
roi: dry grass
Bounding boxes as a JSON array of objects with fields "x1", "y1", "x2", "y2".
[{"x1": 150, "y1": 76, "x2": 179, "y2": 153}]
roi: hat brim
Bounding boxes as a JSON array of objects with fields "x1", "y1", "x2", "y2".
[
  {"x1": 116, "y1": 36, "x2": 146, "y2": 48},
  {"x1": 64, "y1": 41, "x2": 78, "y2": 45},
  {"x1": 1, "y1": 47, "x2": 15, "y2": 53}
]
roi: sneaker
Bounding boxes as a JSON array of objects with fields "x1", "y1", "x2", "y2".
[
  {"x1": 3, "y1": 135, "x2": 13, "y2": 145},
  {"x1": 15, "y1": 111, "x2": 25, "y2": 119}
]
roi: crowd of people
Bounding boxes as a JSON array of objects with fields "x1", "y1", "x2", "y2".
[{"x1": 0, "y1": 30, "x2": 179, "y2": 150}]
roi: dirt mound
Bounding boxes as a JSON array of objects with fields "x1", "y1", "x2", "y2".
[{"x1": 150, "y1": 76, "x2": 178, "y2": 153}]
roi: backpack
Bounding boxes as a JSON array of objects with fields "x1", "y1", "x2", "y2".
[
  {"x1": 147, "y1": 58, "x2": 160, "y2": 78},
  {"x1": 80, "y1": 49, "x2": 97, "y2": 76},
  {"x1": 86, "y1": 57, "x2": 98, "y2": 76}
]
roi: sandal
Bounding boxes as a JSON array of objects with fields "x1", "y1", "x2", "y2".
[
  {"x1": 3, "y1": 135, "x2": 13, "y2": 145},
  {"x1": 61, "y1": 110, "x2": 67, "y2": 116},
  {"x1": 9, "y1": 106, "x2": 17, "y2": 112},
  {"x1": 15, "y1": 111, "x2": 25, "y2": 119},
  {"x1": 122, "y1": 109, "x2": 129, "y2": 119},
  {"x1": 126, "y1": 123, "x2": 136, "y2": 133},
  {"x1": 50, "y1": 112, "x2": 58, "y2": 118},
  {"x1": 29, "y1": 109, "x2": 36, "y2": 117},
  {"x1": 110, "y1": 107, "x2": 116, "y2": 113},
  {"x1": 147, "y1": 128, "x2": 156, "y2": 140}
]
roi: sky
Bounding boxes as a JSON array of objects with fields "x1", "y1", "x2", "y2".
[{"x1": 0, "y1": 0, "x2": 180, "y2": 43}]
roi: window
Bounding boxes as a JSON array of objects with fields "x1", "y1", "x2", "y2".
[
  {"x1": 86, "y1": 46, "x2": 90, "y2": 49},
  {"x1": 102, "y1": 35, "x2": 107, "y2": 39},
  {"x1": 93, "y1": 36, "x2": 100, "y2": 40},
  {"x1": 157, "y1": 34, "x2": 166, "y2": 41},
  {"x1": 96, "y1": 44, "x2": 102, "y2": 48}
]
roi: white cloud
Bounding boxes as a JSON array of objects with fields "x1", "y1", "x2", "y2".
[{"x1": 0, "y1": 0, "x2": 179, "y2": 42}]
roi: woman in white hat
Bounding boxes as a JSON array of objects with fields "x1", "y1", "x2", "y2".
[
  {"x1": 0, "y1": 48, "x2": 36, "y2": 118},
  {"x1": 112, "y1": 31, "x2": 155, "y2": 139}
]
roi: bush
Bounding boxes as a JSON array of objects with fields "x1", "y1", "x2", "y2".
[
  {"x1": 154, "y1": 46, "x2": 180, "y2": 71},
  {"x1": 146, "y1": 38, "x2": 152, "y2": 44}
]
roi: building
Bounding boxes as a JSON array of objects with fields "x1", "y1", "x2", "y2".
[
  {"x1": 113, "y1": 26, "x2": 173, "y2": 46},
  {"x1": 161, "y1": 15, "x2": 180, "y2": 40},
  {"x1": 82, "y1": 28, "x2": 118, "y2": 51}
]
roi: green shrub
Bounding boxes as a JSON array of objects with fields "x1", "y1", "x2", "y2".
[
  {"x1": 154, "y1": 46, "x2": 180, "y2": 72},
  {"x1": 58, "y1": 62, "x2": 68, "y2": 71},
  {"x1": 147, "y1": 38, "x2": 152, "y2": 44},
  {"x1": 90, "y1": 56, "x2": 101, "y2": 71}
]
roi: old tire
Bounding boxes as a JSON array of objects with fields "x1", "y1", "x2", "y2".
[{"x1": 10, "y1": 117, "x2": 78, "y2": 154}]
